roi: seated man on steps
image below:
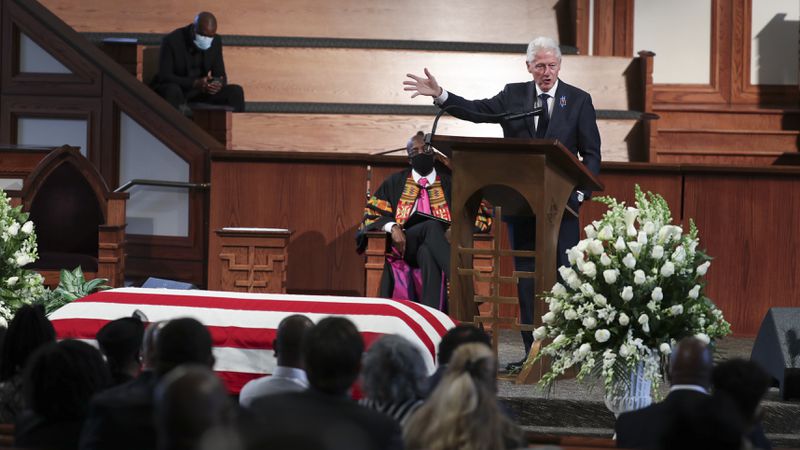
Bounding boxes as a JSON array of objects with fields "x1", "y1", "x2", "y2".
[
  {"x1": 151, "y1": 12, "x2": 245, "y2": 116},
  {"x1": 356, "y1": 131, "x2": 492, "y2": 311}
]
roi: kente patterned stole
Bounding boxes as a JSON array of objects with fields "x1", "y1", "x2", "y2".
[{"x1": 394, "y1": 175, "x2": 451, "y2": 225}]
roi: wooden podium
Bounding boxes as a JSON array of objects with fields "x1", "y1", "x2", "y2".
[{"x1": 431, "y1": 135, "x2": 603, "y2": 383}]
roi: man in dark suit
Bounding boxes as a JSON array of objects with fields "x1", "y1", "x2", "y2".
[
  {"x1": 246, "y1": 317, "x2": 403, "y2": 450},
  {"x1": 151, "y1": 12, "x2": 245, "y2": 115},
  {"x1": 79, "y1": 318, "x2": 216, "y2": 450},
  {"x1": 404, "y1": 36, "x2": 601, "y2": 365},
  {"x1": 614, "y1": 337, "x2": 714, "y2": 449}
]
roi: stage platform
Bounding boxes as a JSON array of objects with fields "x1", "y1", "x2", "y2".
[{"x1": 493, "y1": 330, "x2": 800, "y2": 448}]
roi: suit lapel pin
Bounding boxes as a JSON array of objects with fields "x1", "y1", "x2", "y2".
[{"x1": 560, "y1": 95, "x2": 567, "y2": 108}]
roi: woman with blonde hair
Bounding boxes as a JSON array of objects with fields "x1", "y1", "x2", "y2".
[{"x1": 403, "y1": 343, "x2": 524, "y2": 450}]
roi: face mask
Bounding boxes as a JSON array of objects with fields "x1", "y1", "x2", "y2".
[
  {"x1": 410, "y1": 154, "x2": 435, "y2": 176},
  {"x1": 194, "y1": 34, "x2": 213, "y2": 51}
]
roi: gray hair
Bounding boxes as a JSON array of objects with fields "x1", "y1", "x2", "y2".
[
  {"x1": 526, "y1": 36, "x2": 561, "y2": 63},
  {"x1": 361, "y1": 334, "x2": 427, "y2": 404}
]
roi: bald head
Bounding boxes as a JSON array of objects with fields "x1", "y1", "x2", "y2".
[
  {"x1": 193, "y1": 12, "x2": 217, "y2": 37},
  {"x1": 669, "y1": 337, "x2": 713, "y2": 388},
  {"x1": 274, "y1": 315, "x2": 314, "y2": 368}
]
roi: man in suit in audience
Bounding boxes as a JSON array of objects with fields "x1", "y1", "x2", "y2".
[
  {"x1": 614, "y1": 337, "x2": 714, "y2": 449},
  {"x1": 245, "y1": 317, "x2": 403, "y2": 450},
  {"x1": 151, "y1": 12, "x2": 245, "y2": 116},
  {"x1": 356, "y1": 131, "x2": 492, "y2": 311},
  {"x1": 405, "y1": 36, "x2": 601, "y2": 367},
  {"x1": 80, "y1": 318, "x2": 215, "y2": 450},
  {"x1": 239, "y1": 314, "x2": 314, "y2": 407}
]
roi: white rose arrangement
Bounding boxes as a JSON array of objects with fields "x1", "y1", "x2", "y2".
[
  {"x1": 0, "y1": 190, "x2": 46, "y2": 321},
  {"x1": 532, "y1": 186, "x2": 731, "y2": 397}
]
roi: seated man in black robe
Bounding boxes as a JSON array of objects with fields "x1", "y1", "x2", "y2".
[
  {"x1": 356, "y1": 132, "x2": 491, "y2": 311},
  {"x1": 151, "y1": 12, "x2": 245, "y2": 115}
]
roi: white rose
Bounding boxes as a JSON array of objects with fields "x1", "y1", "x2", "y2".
[
  {"x1": 533, "y1": 326, "x2": 548, "y2": 340},
  {"x1": 671, "y1": 226, "x2": 683, "y2": 240},
  {"x1": 576, "y1": 240, "x2": 589, "y2": 252},
  {"x1": 594, "y1": 329, "x2": 611, "y2": 343},
  {"x1": 564, "y1": 309, "x2": 578, "y2": 321},
  {"x1": 621, "y1": 286, "x2": 634, "y2": 301},
  {"x1": 580, "y1": 283, "x2": 595, "y2": 296},
  {"x1": 566, "y1": 273, "x2": 582, "y2": 290},
  {"x1": 651, "y1": 287, "x2": 663, "y2": 302},
  {"x1": 600, "y1": 253, "x2": 612, "y2": 267},
  {"x1": 603, "y1": 269, "x2": 618, "y2": 284},
  {"x1": 553, "y1": 334, "x2": 567, "y2": 345},
  {"x1": 619, "y1": 344, "x2": 633, "y2": 358},
  {"x1": 14, "y1": 254, "x2": 31, "y2": 267},
  {"x1": 552, "y1": 283, "x2": 567, "y2": 296},
  {"x1": 633, "y1": 270, "x2": 646, "y2": 285},
  {"x1": 660, "y1": 261, "x2": 675, "y2": 277},
  {"x1": 542, "y1": 311, "x2": 556, "y2": 324},
  {"x1": 626, "y1": 225, "x2": 637, "y2": 237},
  {"x1": 559, "y1": 266, "x2": 576, "y2": 280},
  {"x1": 577, "y1": 343, "x2": 592, "y2": 357},
  {"x1": 624, "y1": 207, "x2": 638, "y2": 227},
  {"x1": 567, "y1": 247, "x2": 584, "y2": 266},
  {"x1": 642, "y1": 322, "x2": 650, "y2": 333},
  {"x1": 672, "y1": 246, "x2": 686, "y2": 263},
  {"x1": 657, "y1": 225, "x2": 671, "y2": 242},
  {"x1": 582, "y1": 262, "x2": 597, "y2": 278},
  {"x1": 622, "y1": 253, "x2": 636, "y2": 269},
  {"x1": 670, "y1": 304, "x2": 684, "y2": 315},
  {"x1": 659, "y1": 343, "x2": 672, "y2": 355},
  {"x1": 593, "y1": 294, "x2": 607, "y2": 307},
  {"x1": 627, "y1": 241, "x2": 642, "y2": 258},
  {"x1": 689, "y1": 240, "x2": 699, "y2": 255},
  {"x1": 21, "y1": 221, "x2": 33, "y2": 235},
  {"x1": 696, "y1": 261, "x2": 711, "y2": 276},
  {"x1": 637, "y1": 231, "x2": 648, "y2": 245},
  {"x1": 643, "y1": 221, "x2": 656, "y2": 235},
  {"x1": 618, "y1": 313, "x2": 630, "y2": 326},
  {"x1": 588, "y1": 239, "x2": 604, "y2": 256},
  {"x1": 598, "y1": 225, "x2": 614, "y2": 241},
  {"x1": 688, "y1": 285, "x2": 701, "y2": 299},
  {"x1": 651, "y1": 245, "x2": 664, "y2": 259},
  {"x1": 7, "y1": 222, "x2": 19, "y2": 236},
  {"x1": 582, "y1": 317, "x2": 597, "y2": 329},
  {"x1": 6, "y1": 276, "x2": 18, "y2": 287},
  {"x1": 584, "y1": 224, "x2": 597, "y2": 239},
  {"x1": 638, "y1": 314, "x2": 649, "y2": 325},
  {"x1": 614, "y1": 236, "x2": 627, "y2": 252},
  {"x1": 549, "y1": 299, "x2": 562, "y2": 313},
  {"x1": 695, "y1": 333, "x2": 710, "y2": 345}
]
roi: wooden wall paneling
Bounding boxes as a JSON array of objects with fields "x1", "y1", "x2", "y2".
[
  {"x1": 38, "y1": 0, "x2": 560, "y2": 44},
  {"x1": 593, "y1": 0, "x2": 615, "y2": 56},
  {"x1": 0, "y1": 148, "x2": 50, "y2": 177},
  {"x1": 731, "y1": 0, "x2": 800, "y2": 106},
  {"x1": 224, "y1": 48, "x2": 637, "y2": 110},
  {"x1": 653, "y1": 0, "x2": 730, "y2": 105},
  {"x1": 231, "y1": 113, "x2": 641, "y2": 161},
  {"x1": 613, "y1": 0, "x2": 634, "y2": 57},
  {"x1": 0, "y1": 94, "x2": 101, "y2": 159},
  {"x1": 653, "y1": 151, "x2": 787, "y2": 166},
  {"x1": 2, "y1": 1, "x2": 101, "y2": 97},
  {"x1": 573, "y1": 0, "x2": 591, "y2": 54},
  {"x1": 209, "y1": 159, "x2": 371, "y2": 296},
  {"x1": 682, "y1": 172, "x2": 800, "y2": 336}
]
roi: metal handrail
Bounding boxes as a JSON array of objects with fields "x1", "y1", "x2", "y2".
[{"x1": 114, "y1": 179, "x2": 210, "y2": 193}]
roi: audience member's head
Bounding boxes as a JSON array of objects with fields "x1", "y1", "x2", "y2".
[
  {"x1": 142, "y1": 320, "x2": 167, "y2": 371},
  {"x1": 23, "y1": 339, "x2": 111, "y2": 420},
  {"x1": 712, "y1": 358, "x2": 771, "y2": 428},
  {"x1": 669, "y1": 337, "x2": 713, "y2": 389},
  {"x1": 437, "y1": 324, "x2": 491, "y2": 366},
  {"x1": 658, "y1": 393, "x2": 745, "y2": 450},
  {"x1": 404, "y1": 343, "x2": 523, "y2": 450},
  {"x1": 302, "y1": 316, "x2": 363, "y2": 395},
  {"x1": 155, "y1": 318, "x2": 214, "y2": 376},
  {"x1": 274, "y1": 315, "x2": 314, "y2": 369},
  {"x1": 361, "y1": 334, "x2": 426, "y2": 405},
  {"x1": 155, "y1": 364, "x2": 232, "y2": 450},
  {"x1": 0, "y1": 304, "x2": 55, "y2": 381},
  {"x1": 96, "y1": 316, "x2": 145, "y2": 384},
  {"x1": 193, "y1": 11, "x2": 217, "y2": 38}
]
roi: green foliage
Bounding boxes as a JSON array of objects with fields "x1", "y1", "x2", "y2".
[{"x1": 41, "y1": 267, "x2": 110, "y2": 314}]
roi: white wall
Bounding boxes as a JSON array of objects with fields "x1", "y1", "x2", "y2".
[
  {"x1": 19, "y1": 33, "x2": 70, "y2": 74},
  {"x1": 633, "y1": 0, "x2": 712, "y2": 84},
  {"x1": 118, "y1": 113, "x2": 189, "y2": 237},
  {"x1": 750, "y1": 0, "x2": 799, "y2": 85},
  {"x1": 17, "y1": 118, "x2": 87, "y2": 156}
]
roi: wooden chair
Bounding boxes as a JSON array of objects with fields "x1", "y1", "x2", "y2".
[{"x1": 9, "y1": 146, "x2": 128, "y2": 287}]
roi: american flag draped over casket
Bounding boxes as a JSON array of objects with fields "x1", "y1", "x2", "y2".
[{"x1": 49, "y1": 288, "x2": 456, "y2": 394}]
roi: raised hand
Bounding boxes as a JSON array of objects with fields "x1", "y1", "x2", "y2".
[{"x1": 404, "y1": 68, "x2": 443, "y2": 98}]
